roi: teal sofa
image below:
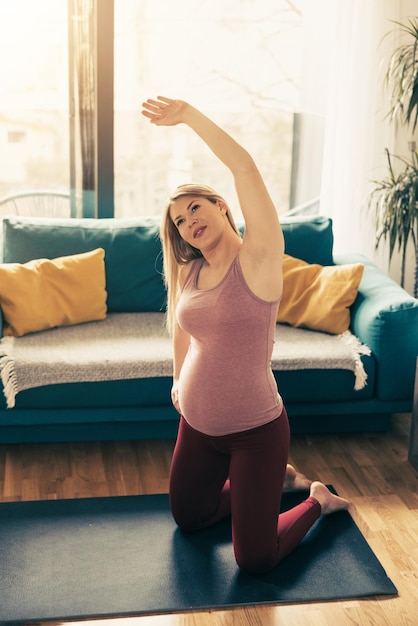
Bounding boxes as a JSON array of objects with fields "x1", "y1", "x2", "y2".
[{"x1": 0, "y1": 214, "x2": 417, "y2": 444}]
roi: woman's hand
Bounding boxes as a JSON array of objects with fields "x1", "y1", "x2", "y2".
[
  {"x1": 171, "y1": 379, "x2": 181, "y2": 413},
  {"x1": 141, "y1": 96, "x2": 188, "y2": 126}
]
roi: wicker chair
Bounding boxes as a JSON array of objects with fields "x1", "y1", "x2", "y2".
[{"x1": 0, "y1": 190, "x2": 71, "y2": 218}]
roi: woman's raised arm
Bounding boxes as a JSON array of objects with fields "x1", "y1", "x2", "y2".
[{"x1": 142, "y1": 97, "x2": 284, "y2": 261}]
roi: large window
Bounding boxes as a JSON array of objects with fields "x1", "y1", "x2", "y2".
[
  {"x1": 114, "y1": 0, "x2": 307, "y2": 218},
  {"x1": 0, "y1": 0, "x2": 324, "y2": 218},
  {"x1": 0, "y1": 1, "x2": 69, "y2": 199}
]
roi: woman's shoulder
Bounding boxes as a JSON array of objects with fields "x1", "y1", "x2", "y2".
[
  {"x1": 178, "y1": 257, "x2": 203, "y2": 288},
  {"x1": 178, "y1": 263, "x2": 190, "y2": 288}
]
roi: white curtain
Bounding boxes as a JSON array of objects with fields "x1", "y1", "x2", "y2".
[{"x1": 316, "y1": 0, "x2": 400, "y2": 258}]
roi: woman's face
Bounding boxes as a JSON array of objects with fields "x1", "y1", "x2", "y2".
[{"x1": 170, "y1": 195, "x2": 226, "y2": 249}]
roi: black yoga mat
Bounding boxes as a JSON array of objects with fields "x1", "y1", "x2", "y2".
[{"x1": 0, "y1": 489, "x2": 397, "y2": 624}]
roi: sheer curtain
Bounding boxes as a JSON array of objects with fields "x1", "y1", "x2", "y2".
[{"x1": 317, "y1": 0, "x2": 400, "y2": 258}]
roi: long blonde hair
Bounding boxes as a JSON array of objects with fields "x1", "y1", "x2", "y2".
[{"x1": 160, "y1": 183, "x2": 240, "y2": 334}]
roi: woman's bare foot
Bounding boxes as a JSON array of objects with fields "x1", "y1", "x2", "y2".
[
  {"x1": 310, "y1": 481, "x2": 350, "y2": 514},
  {"x1": 283, "y1": 464, "x2": 312, "y2": 492}
]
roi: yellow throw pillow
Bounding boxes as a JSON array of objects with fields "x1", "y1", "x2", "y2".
[
  {"x1": 0, "y1": 248, "x2": 107, "y2": 337},
  {"x1": 277, "y1": 254, "x2": 364, "y2": 334}
]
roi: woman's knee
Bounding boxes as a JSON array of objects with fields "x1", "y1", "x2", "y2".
[
  {"x1": 234, "y1": 545, "x2": 276, "y2": 574},
  {"x1": 170, "y1": 502, "x2": 197, "y2": 531},
  {"x1": 170, "y1": 494, "x2": 205, "y2": 531}
]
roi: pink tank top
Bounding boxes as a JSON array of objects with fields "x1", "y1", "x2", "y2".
[{"x1": 176, "y1": 255, "x2": 283, "y2": 436}]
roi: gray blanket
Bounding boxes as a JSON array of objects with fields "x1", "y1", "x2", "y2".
[{"x1": 0, "y1": 313, "x2": 371, "y2": 409}]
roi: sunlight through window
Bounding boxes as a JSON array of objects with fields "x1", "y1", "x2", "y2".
[
  {"x1": 114, "y1": 0, "x2": 306, "y2": 218},
  {"x1": 0, "y1": 0, "x2": 69, "y2": 198}
]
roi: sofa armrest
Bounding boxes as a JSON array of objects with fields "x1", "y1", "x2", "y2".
[{"x1": 335, "y1": 253, "x2": 418, "y2": 402}]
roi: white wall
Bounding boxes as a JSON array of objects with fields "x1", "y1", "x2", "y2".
[
  {"x1": 321, "y1": 0, "x2": 417, "y2": 296},
  {"x1": 385, "y1": 0, "x2": 418, "y2": 294}
]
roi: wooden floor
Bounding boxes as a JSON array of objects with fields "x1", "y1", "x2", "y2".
[{"x1": 1, "y1": 413, "x2": 417, "y2": 626}]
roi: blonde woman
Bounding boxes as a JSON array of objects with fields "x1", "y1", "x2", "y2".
[{"x1": 142, "y1": 96, "x2": 349, "y2": 574}]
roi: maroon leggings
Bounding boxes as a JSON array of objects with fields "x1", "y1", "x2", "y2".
[{"x1": 169, "y1": 408, "x2": 321, "y2": 574}]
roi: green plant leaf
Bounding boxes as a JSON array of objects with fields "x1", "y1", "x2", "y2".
[{"x1": 385, "y1": 17, "x2": 418, "y2": 130}]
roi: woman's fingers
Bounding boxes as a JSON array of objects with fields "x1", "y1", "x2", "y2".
[
  {"x1": 142, "y1": 100, "x2": 164, "y2": 113},
  {"x1": 141, "y1": 96, "x2": 184, "y2": 126},
  {"x1": 142, "y1": 96, "x2": 172, "y2": 112},
  {"x1": 155, "y1": 95, "x2": 173, "y2": 104}
]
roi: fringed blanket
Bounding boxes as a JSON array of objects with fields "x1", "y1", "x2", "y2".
[{"x1": 0, "y1": 313, "x2": 371, "y2": 409}]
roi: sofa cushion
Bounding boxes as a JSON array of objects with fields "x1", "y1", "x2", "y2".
[
  {"x1": 280, "y1": 215, "x2": 334, "y2": 265},
  {"x1": 0, "y1": 249, "x2": 107, "y2": 337},
  {"x1": 2, "y1": 215, "x2": 333, "y2": 315},
  {"x1": 1, "y1": 217, "x2": 166, "y2": 313},
  {"x1": 278, "y1": 254, "x2": 364, "y2": 334}
]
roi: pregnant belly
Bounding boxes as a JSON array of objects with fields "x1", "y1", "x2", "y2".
[{"x1": 178, "y1": 354, "x2": 281, "y2": 436}]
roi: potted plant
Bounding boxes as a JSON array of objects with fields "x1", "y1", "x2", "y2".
[
  {"x1": 368, "y1": 18, "x2": 418, "y2": 297},
  {"x1": 369, "y1": 146, "x2": 418, "y2": 293},
  {"x1": 385, "y1": 18, "x2": 418, "y2": 131}
]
